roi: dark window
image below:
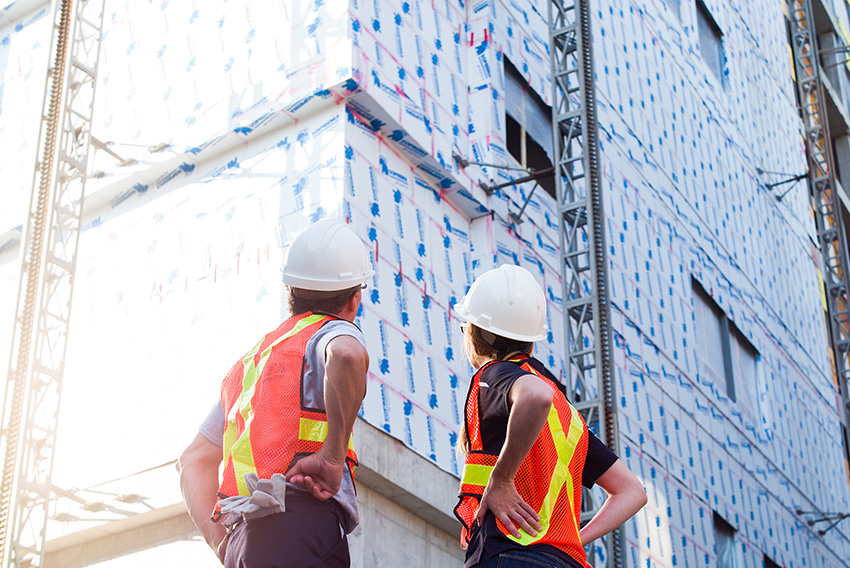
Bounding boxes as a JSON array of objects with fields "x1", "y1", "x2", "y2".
[
  {"x1": 844, "y1": 426, "x2": 850, "y2": 486},
  {"x1": 693, "y1": 279, "x2": 759, "y2": 405},
  {"x1": 713, "y1": 512, "x2": 738, "y2": 568},
  {"x1": 696, "y1": 0, "x2": 724, "y2": 83},
  {"x1": 503, "y1": 57, "x2": 556, "y2": 198},
  {"x1": 506, "y1": 114, "x2": 523, "y2": 167},
  {"x1": 729, "y1": 325, "x2": 758, "y2": 408}
]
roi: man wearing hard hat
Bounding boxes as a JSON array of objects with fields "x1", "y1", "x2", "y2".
[
  {"x1": 453, "y1": 264, "x2": 647, "y2": 568},
  {"x1": 178, "y1": 219, "x2": 373, "y2": 568}
]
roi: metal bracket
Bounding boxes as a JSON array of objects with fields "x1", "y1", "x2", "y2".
[
  {"x1": 509, "y1": 183, "x2": 539, "y2": 225},
  {"x1": 479, "y1": 167, "x2": 554, "y2": 195},
  {"x1": 452, "y1": 152, "x2": 555, "y2": 223},
  {"x1": 796, "y1": 510, "x2": 850, "y2": 536},
  {"x1": 756, "y1": 167, "x2": 809, "y2": 200}
]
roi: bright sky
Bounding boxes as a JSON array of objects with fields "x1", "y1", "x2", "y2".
[{"x1": 90, "y1": 538, "x2": 220, "y2": 568}]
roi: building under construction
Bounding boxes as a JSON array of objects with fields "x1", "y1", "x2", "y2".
[{"x1": 1, "y1": 0, "x2": 849, "y2": 566}]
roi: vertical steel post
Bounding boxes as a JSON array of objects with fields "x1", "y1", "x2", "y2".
[
  {"x1": 548, "y1": 0, "x2": 620, "y2": 565},
  {"x1": 0, "y1": 0, "x2": 105, "y2": 565}
]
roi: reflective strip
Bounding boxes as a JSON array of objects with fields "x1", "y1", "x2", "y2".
[
  {"x1": 299, "y1": 417, "x2": 327, "y2": 442},
  {"x1": 225, "y1": 314, "x2": 327, "y2": 495},
  {"x1": 225, "y1": 337, "x2": 264, "y2": 496},
  {"x1": 460, "y1": 463, "x2": 494, "y2": 489},
  {"x1": 558, "y1": 403, "x2": 586, "y2": 537},
  {"x1": 299, "y1": 417, "x2": 357, "y2": 455}
]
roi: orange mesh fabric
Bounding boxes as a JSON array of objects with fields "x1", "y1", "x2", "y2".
[
  {"x1": 453, "y1": 356, "x2": 589, "y2": 565},
  {"x1": 247, "y1": 317, "x2": 316, "y2": 482},
  {"x1": 216, "y1": 313, "x2": 358, "y2": 515},
  {"x1": 509, "y1": 429, "x2": 554, "y2": 512}
]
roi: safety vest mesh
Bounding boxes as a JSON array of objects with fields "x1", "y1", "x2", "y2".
[
  {"x1": 453, "y1": 355, "x2": 589, "y2": 565},
  {"x1": 213, "y1": 312, "x2": 358, "y2": 521}
]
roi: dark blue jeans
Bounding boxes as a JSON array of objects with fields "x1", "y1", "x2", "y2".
[{"x1": 472, "y1": 549, "x2": 578, "y2": 568}]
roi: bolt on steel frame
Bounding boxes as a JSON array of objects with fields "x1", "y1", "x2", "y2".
[
  {"x1": 548, "y1": 0, "x2": 622, "y2": 566},
  {"x1": 0, "y1": 0, "x2": 105, "y2": 565}
]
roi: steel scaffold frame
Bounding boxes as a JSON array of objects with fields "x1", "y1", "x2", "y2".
[
  {"x1": 0, "y1": 0, "x2": 105, "y2": 565},
  {"x1": 787, "y1": 1, "x2": 850, "y2": 433},
  {"x1": 548, "y1": 0, "x2": 621, "y2": 566}
]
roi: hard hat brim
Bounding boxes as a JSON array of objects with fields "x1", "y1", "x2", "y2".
[
  {"x1": 454, "y1": 303, "x2": 548, "y2": 343},
  {"x1": 283, "y1": 268, "x2": 375, "y2": 292}
]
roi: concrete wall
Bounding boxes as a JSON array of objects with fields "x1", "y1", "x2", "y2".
[
  {"x1": 348, "y1": 421, "x2": 464, "y2": 567},
  {"x1": 351, "y1": 486, "x2": 462, "y2": 567}
]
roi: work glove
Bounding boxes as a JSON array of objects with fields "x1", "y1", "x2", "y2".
[{"x1": 216, "y1": 472, "x2": 287, "y2": 527}]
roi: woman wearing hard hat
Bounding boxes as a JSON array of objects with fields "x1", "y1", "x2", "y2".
[{"x1": 453, "y1": 264, "x2": 647, "y2": 568}]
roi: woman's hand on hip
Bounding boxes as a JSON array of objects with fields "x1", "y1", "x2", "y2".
[{"x1": 477, "y1": 477, "x2": 541, "y2": 538}]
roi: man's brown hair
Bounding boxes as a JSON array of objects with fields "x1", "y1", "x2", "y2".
[{"x1": 286, "y1": 285, "x2": 361, "y2": 316}]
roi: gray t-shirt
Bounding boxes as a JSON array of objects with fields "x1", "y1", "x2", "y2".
[{"x1": 200, "y1": 319, "x2": 366, "y2": 533}]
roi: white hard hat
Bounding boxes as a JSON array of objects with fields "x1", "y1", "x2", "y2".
[
  {"x1": 453, "y1": 264, "x2": 548, "y2": 342},
  {"x1": 282, "y1": 219, "x2": 375, "y2": 291}
]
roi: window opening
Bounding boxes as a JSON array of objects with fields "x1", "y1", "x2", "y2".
[
  {"x1": 844, "y1": 425, "x2": 850, "y2": 486},
  {"x1": 713, "y1": 511, "x2": 738, "y2": 568},
  {"x1": 693, "y1": 279, "x2": 759, "y2": 405},
  {"x1": 729, "y1": 325, "x2": 758, "y2": 409},
  {"x1": 785, "y1": 18, "x2": 803, "y2": 119},
  {"x1": 503, "y1": 57, "x2": 556, "y2": 198},
  {"x1": 696, "y1": 0, "x2": 724, "y2": 83}
]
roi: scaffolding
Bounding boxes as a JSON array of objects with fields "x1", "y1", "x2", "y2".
[
  {"x1": 787, "y1": 1, "x2": 850, "y2": 438},
  {"x1": 0, "y1": 0, "x2": 105, "y2": 565},
  {"x1": 549, "y1": 0, "x2": 621, "y2": 566}
]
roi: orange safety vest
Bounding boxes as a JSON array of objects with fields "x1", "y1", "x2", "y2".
[
  {"x1": 454, "y1": 355, "x2": 589, "y2": 565},
  {"x1": 213, "y1": 312, "x2": 358, "y2": 521}
]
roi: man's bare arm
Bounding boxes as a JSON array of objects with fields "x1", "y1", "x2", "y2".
[
  {"x1": 322, "y1": 335, "x2": 369, "y2": 462},
  {"x1": 177, "y1": 433, "x2": 228, "y2": 562}
]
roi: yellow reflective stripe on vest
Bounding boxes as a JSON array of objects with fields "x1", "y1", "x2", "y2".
[
  {"x1": 506, "y1": 402, "x2": 585, "y2": 546},
  {"x1": 298, "y1": 417, "x2": 357, "y2": 454},
  {"x1": 460, "y1": 462, "x2": 493, "y2": 489},
  {"x1": 226, "y1": 314, "x2": 327, "y2": 495},
  {"x1": 561, "y1": 405, "x2": 586, "y2": 537},
  {"x1": 224, "y1": 336, "x2": 264, "y2": 495},
  {"x1": 299, "y1": 417, "x2": 327, "y2": 441}
]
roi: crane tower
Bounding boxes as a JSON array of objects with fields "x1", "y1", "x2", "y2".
[
  {"x1": 0, "y1": 0, "x2": 105, "y2": 565},
  {"x1": 549, "y1": 0, "x2": 622, "y2": 565}
]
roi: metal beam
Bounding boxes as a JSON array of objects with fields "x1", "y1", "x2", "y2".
[
  {"x1": 0, "y1": 0, "x2": 105, "y2": 565},
  {"x1": 548, "y1": 0, "x2": 621, "y2": 566},
  {"x1": 43, "y1": 504, "x2": 197, "y2": 568}
]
